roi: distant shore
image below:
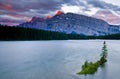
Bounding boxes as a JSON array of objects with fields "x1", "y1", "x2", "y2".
[{"x1": 0, "y1": 25, "x2": 120, "y2": 40}]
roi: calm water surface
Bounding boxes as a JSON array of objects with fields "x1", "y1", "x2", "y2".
[{"x1": 0, "y1": 40, "x2": 120, "y2": 79}]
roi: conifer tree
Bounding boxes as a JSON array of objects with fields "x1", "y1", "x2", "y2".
[{"x1": 100, "y1": 41, "x2": 108, "y2": 64}]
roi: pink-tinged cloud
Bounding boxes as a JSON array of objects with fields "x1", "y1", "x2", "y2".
[
  {"x1": 25, "y1": 18, "x2": 32, "y2": 22},
  {"x1": 8, "y1": 13, "x2": 32, "y2": 22},
  {"x1": 94, "y1": 10, "x2": 120, "y2": 25},
  {"x1": 0, "y1": 13, "x2": 32, "y2": 26},
  {"x1": 0, "y1": 0, "x2": 120, "y2": 26},
  {"x1": 0, "y1": 19, "x2": 21, "y2": 26},
  {"x1": 0, "y1": 3, "x2": 15, "y2": 12},
  {"x1": 0, "y1": 22, "x2": 18, "y2": 26}
]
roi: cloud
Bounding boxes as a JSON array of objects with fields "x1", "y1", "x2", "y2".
[
  {"x1": 0, "y1": 0, "x2": 67, "y2": 25},
  {"x1": 93, "y1": 10, "x2": 120, "y2": 25},
  {"x1": 101, "y1": 0, "x2": 120, "y2": 6},
  {"x1": 0, "y1": 0, "x2": 120, "y2": 25},
  {"x1": 0, "y1": 3, "x2": 15, "y2": 11},
  {"x1": 61, "y1": 4, "x2": 81, "y2": 13},
  {"x1": 0, "y1": 18, "x2": 23, "y2": 26},
  {"x1": 85, "y1": 0, "x2": 120, "y2": 15}
]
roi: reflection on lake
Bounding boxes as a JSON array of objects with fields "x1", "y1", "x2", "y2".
[{"x1": 0, "y1": 40, "x2": 120, "y2": 79}]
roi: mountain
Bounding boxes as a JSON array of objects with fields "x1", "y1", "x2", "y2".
[
  {"x1": 108, "y1": 25, "x2": 120, "y2": 34},
  {"x1": 19, "y1": 13, "x2": 120, "y2": 36},
  {"x1": 19, "y1": 16, "x2": 46, "y2": 29}
]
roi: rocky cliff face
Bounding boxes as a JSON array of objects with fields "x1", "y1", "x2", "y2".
[
  {"x1": 108, "y1": 25, "x2": 120, "y2": 34},
  {"x1": 19, "y1": 13, "x2": 120, "y2": 36},
  {"x1": 19, "y1": 16, "x2": 46, "y2": 29}
]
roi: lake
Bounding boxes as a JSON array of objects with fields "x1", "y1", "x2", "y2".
[{"x1": 0, "y1": 40, "x2": 120, "y2": 79}]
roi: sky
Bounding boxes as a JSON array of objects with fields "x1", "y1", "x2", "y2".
[{"x1": 0, "y1": 0, "x2": 120, "y2": 26}]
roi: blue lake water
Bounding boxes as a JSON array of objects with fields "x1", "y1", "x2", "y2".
[{"x1": 0, "y1": 40, "x2": 120, "y2": 79}]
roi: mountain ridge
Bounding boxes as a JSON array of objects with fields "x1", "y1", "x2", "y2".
[{"x1": 19, "y1": 12, "x2": 120, "y2": 36}]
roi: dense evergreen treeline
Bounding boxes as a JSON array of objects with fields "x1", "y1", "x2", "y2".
[
  {"x1": 99, "y1": 34, "x2": 120, "y2": 39},
  {"x1": 0, "y1": 24, "x2": 120, "y2": 40},
  {"x1": 0, "y1": 25, "x2": 88, "y2": 40}
]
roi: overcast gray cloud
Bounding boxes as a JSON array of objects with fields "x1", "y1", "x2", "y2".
[{"x1": 0, "y1": 0, "x2": 120, "y2": 25}]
